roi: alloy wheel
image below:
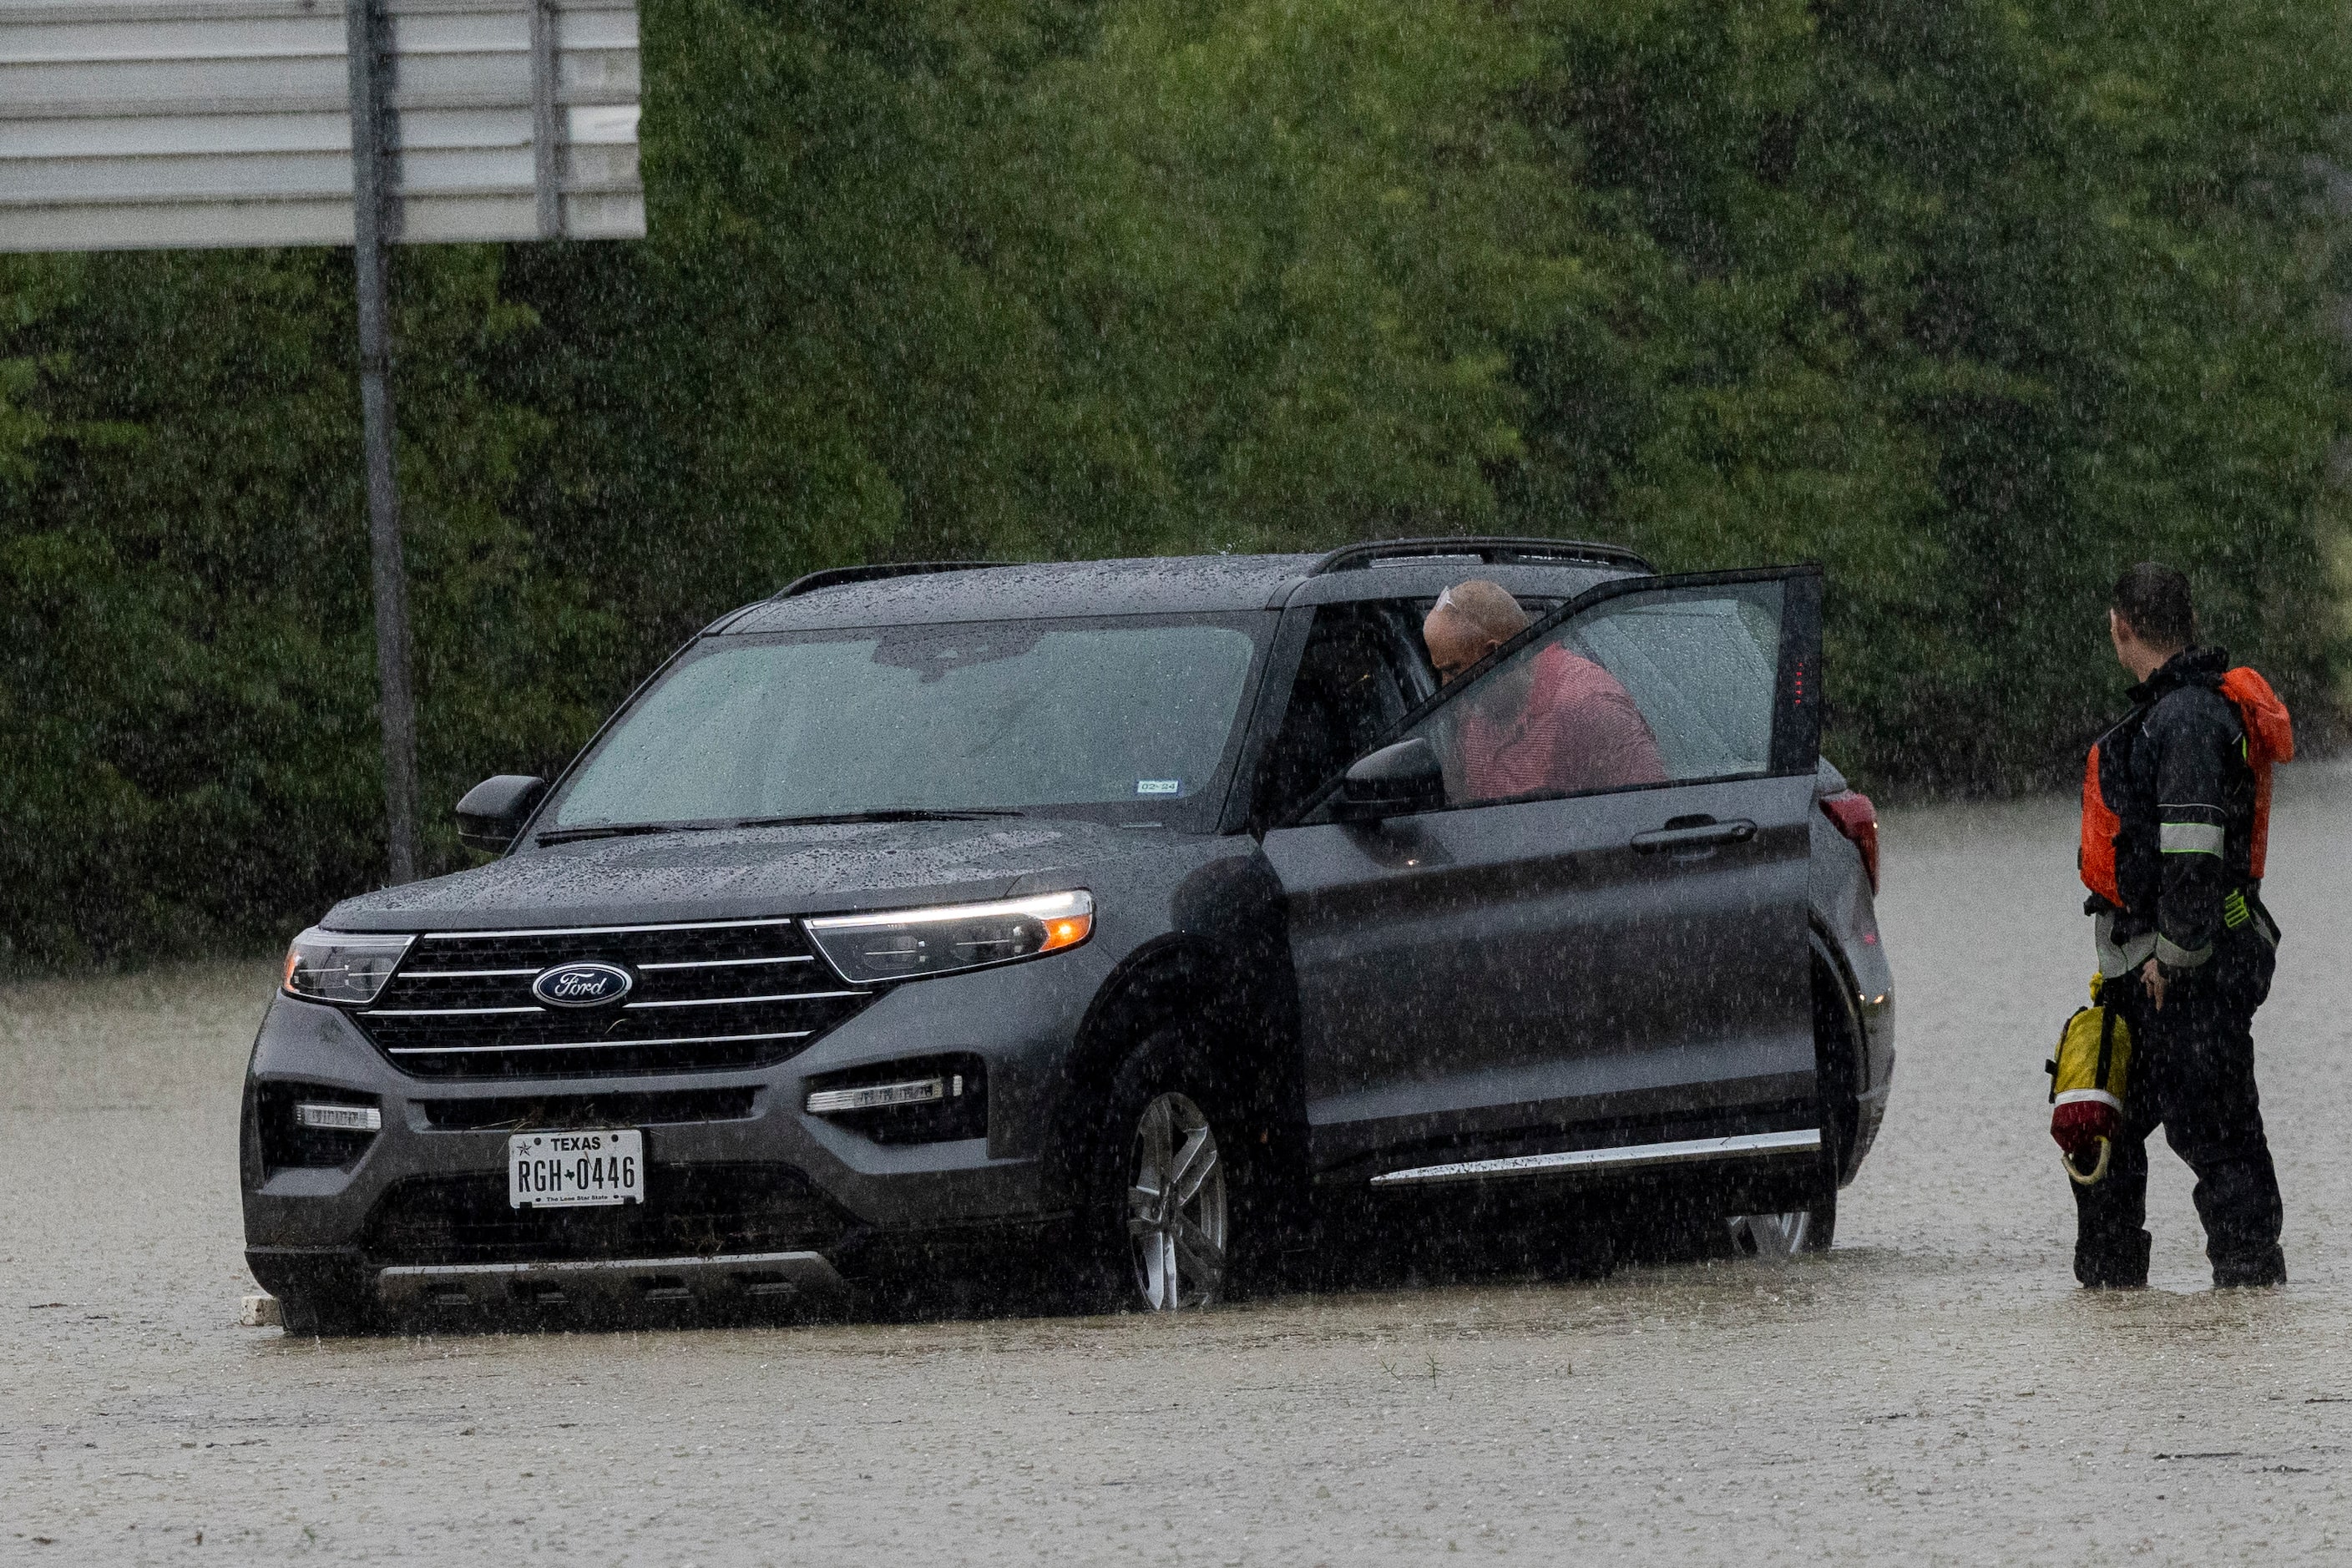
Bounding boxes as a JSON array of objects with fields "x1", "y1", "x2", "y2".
[
  {"x1": 1126, "y1": 1091, "x2": 1227, "y2": 1310},
  {"x1": 1727, "y1": 1211, "x2": 1812, "y2": 1257}
]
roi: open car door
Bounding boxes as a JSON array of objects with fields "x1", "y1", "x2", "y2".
[{"x1": 1259, "y1": 566, "x2": 1826, "y2": 1187}]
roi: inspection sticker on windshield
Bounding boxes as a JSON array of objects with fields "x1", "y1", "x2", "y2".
[
  {"x1": 509, "y1": 1130, "x2": 643, "y2": 1209},
  {"x1": 1136, "y1": 779, "x2": 1181, "y2": 796}
]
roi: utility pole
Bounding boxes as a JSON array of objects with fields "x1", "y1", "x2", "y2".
[{"x1": 346, "y1": 0, "x2": 420, "y2": 885}]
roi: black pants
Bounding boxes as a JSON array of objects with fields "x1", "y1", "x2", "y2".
[{"x1": 2072, "y1": 933, "x2": 2284, "y2": 1288}]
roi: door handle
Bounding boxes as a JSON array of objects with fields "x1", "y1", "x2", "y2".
[{"x1": 1631, "y1": 817, "x2": 1758, "y2": 853}]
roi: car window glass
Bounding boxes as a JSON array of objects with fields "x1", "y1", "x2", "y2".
[
  {"x1": 1252, "y1": 606, "x2": 1421, "y2": 825},
  {"x1": 1405, "y1": 580, "x2": 1786, "y2": 807},
  {"x1": 553, "y1": 618, "x2": 1262, "y2": 827}
]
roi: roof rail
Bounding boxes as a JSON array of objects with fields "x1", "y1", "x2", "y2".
[
  {"x1": 771, "y1": 560, "x2": 1009, "y2": 600},
  {"x1": 1308, "y1": 536, "x2": 1653, "y2": 576}
]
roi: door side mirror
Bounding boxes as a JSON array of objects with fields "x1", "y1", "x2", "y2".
[
  {"x1": 1330, "y1": 738, "x2": 1446, "y2": 822},
  {"x1": 456, "y1": 775, "x2": 549, "y2": 852}
]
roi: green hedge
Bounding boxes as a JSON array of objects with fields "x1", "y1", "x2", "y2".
[{"x1": 3, "y1": 0, "x2": 2347, "y2": 967}]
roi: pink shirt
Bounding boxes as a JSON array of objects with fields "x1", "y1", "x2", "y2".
[{"x1": 1456, "y1": 644, "x2": 1667, "y2": 802}]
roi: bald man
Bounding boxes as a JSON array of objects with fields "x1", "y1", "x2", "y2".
[{"x1": 1422, "y1": 579, "x2": 1667, "y2": 801}]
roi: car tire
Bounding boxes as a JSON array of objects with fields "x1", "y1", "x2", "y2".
[
  {"x1": 277, "y1": 1283, "x2": 374, "y2": 1337},
  {"x1": 1082, "y1": 1023, "x2": 1244, "y2": 1312}
]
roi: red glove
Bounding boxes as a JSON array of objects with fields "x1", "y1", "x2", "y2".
[{"x1": 2051, "y1": 1100, "x2": 2118, "y2": 1161}]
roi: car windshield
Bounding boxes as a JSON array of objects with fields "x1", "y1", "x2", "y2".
[{"x1": 547, "y1": 615, "x2": 1267, "y2": 833}]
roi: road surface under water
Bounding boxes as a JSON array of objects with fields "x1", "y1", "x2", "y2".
[{"x1": 5, "y1": 764, "x2": 2350, "y2": 1565}]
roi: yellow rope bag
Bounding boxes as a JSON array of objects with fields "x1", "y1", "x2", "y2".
[{"x1": 2046, "y1": 974, "x2": 2133, "y2": 1185}]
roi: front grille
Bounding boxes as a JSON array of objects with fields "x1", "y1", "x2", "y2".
[
  {"x1": 363, "y1": 1163, "x2": 855, "y2": 1267},
  {"x1": 354, "y1": 918, "x2": 873, "y2": 1079}
]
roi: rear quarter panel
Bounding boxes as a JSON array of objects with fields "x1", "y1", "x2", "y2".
[{"x1": 1808, "y1": 764, "x2": 1895, "y2": 1175}]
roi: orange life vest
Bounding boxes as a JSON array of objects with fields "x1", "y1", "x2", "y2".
[
  {"x1": 2079, "y1": 666, "x2": 2294, "y2": 905},
  {"x1": 2220, "y1": 665, "x2": 2294, "y2": 878},
  {"x1": 2080, "y1": 738, "x2": 2124, "y2": 905}
]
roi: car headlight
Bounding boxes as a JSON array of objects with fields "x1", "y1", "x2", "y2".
[
  {"x1": 281, "y1": 927, "x2": 415, "y2": 1005},
  {"x1": 804, "y1": 891, "x2": 1094, "y2": 984}
]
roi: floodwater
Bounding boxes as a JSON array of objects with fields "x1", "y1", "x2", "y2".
[{"x1": 5, "y1": 765, "x2": 2349, "y2": 1565}]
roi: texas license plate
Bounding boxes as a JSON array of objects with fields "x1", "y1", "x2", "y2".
[{"x1": 508, "y1": 1129, "x2": 644, "y2": 1208}]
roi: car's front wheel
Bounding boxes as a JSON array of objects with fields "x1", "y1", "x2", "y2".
[
  {"x1": 1126, "y1": 1090, "x2": 1229, "y2": 1309},
  {"x1": 1085, "y1": 1026, "x2": 1238, "y2": 1311}
]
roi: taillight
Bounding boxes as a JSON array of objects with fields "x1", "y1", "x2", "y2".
[{"x1": 1821, "y1": 790, "x2": 1879, "y2": 894}]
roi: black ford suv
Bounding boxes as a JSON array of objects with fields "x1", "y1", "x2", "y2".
[{"x1": 243, "y1": 539, "x2": 1894, "y2": 1331}]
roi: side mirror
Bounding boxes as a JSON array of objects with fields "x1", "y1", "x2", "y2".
[
  {"x1": 455, "y1": 775, "x2": 549, "y2": 853},
  {"x1": 1330, "y1": 738, "x2": 1446, "y2": 822}
]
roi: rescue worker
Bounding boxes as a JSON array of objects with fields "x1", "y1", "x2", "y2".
[{"x1": 2074, "y1": 562, "x2": 2290, "y2": 1288}]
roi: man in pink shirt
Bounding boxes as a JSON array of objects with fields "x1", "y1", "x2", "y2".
[{"x1": 1422, "y1": 579, "x2": 1667, "y2": 802}]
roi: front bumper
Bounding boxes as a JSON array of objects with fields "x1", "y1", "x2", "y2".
[{"x1": 242, "y1": 950, "x2": 1105, "y2": 1290}]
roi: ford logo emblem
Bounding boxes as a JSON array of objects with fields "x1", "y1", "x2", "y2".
[{"x1": 531, "y1": 961, "x2": 634, "y2": 1009}]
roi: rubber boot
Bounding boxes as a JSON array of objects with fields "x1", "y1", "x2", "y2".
[
  {"x1": 2213, "y1": 1243, "x2": 2286, "y2": 1289},
  {"x1": 2075, "y1": 1228, "x2": 2151, "y2": 1290}
]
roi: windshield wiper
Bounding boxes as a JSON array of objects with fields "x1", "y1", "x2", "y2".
[
  {"x1": 725, "y1": 808, "x2": 1025, "y2": 828},
  {"x1": 535, "y1": 822, "x2": 702, "y2": 845}
]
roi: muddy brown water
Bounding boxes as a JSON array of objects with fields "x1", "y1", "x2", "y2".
[{"x1": 6, "y1": 766, "x2": 2350, "y2": 1565}]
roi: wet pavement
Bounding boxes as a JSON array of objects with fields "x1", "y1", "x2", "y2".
[{"x1": 5, "y1": 762, "x2": 2350, "y2": 1565}]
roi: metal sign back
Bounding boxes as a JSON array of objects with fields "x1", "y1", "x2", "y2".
[{"x1": 0, "y1": 0, "x2": 645, "y2": 252}]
